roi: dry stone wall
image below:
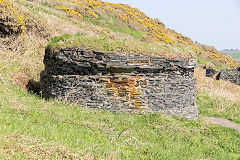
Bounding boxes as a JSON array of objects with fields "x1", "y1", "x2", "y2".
[
  {"x1": 217, "y1": 69, "x2": 240, "y2": 85},
  {"x1": 205, "y1": 67, "x2": 240, "y2": 85},
  {"x1": 206, "y1": 68, "x2": 218, "y2": 78},
  {"x1": 40, "y1": 48, "x2": 198, "y2": 120}
]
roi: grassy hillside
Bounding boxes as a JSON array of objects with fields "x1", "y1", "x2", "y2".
[
  {"x1": 43, "y1": 0, "x2": 239, "y2": 67},
  {"x1": 0, "y1": 0, "x2": 240, "y2": 159},
  {"x1": 0, "y1": 79, "x2": 239, "y2": 159},
  {"x1": 2, "y1": 0, "x2": 238, "y2": 67}
]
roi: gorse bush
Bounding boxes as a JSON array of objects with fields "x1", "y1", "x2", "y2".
[
  {"x1": 0, "y1": 0, "x2": 239, "y2": 159},
  {"x1": 52, "y1": 0, "x2": 239, "y2": 68},
  {"x1": 0, "y1": 0, "x2": 25, "y2": 35}
]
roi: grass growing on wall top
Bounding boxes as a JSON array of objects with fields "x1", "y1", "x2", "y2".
[{"x1": 47, "y1": 33, "x2": 196, "y2": 57}]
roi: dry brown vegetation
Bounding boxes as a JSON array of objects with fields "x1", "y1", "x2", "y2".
[
  {"x1": 42, "y1": 0, "x2": 240, "y2": 67},
  {"x1": 0, "y1": 0, "x2": 239, "y2": 102},
  {"x1": 195, "y1": 67, "x2": 240, "y2": 123},
  {"x1": 0, "y1": 0, "x2": 24, "y2": 36},
  {"x1": 0, "y1": 1, "x2": 239, "y2": 159},
  {"x1": 195, "y1": 67, "x2": 240, "y2": 103},
  {"x1": 0, "y1": 0, "x2": 239, "y2": 97},
  {"x1": 0, "y1": 135, "x2": 85, "y2": 159}
]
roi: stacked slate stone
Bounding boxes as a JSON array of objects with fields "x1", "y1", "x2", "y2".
[
  {"x1": 217, "y1": 69, "x2": 240, "y2": 85},
  {"x1": 238, "y1": 67, "x2": 240, "y2": 72},
  {"x1": 40, "y1": 48, "x2": 198, "y2": 120},
  {"x1": 205, "y1": 67, "x2": 240, "y2": 85},
  {"x1": 206, "y1": 68, "x2": 218, "y2": 78}
]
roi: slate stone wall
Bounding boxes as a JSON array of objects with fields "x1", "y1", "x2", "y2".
[
  {"x1": 40, "y1": 48, "x2": 198, "y2": 120},
  {"x1": 206, "y1": 68, "x2": 218, "y2": 78},
  {"x1": 205, "y1": 67, "x2": 240, "y2": 85},
  {"x1": 217, "y1": 69, "x2": 240, "y2": 85}
]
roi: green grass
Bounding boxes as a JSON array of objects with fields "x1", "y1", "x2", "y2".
[
  {"x1": 197, "y1": 89, "x2": 240, "y2": 125},
  {"x1": 47, "y1": 32, "x2": 196, "y2": 56},
  {"x1": 1, "y1": 1, "x2": 239, "y2": 159},
  {"x1": 83, "y1": 13, "x2": 146, "y2": 40},
  {"x1": 220, "y1": 50, "x2": 240, "y2": 60},
  {"x1": 17, "y1": 1, "x2": 83, "y2": 27},
  {"x1": 0, "y1": 80, "x2": 239, "y2": 159},
  {"x1": 42, "y1": 1, "x2": 52, "y2": 8},
  {"x1": 20, "y1": 0, "x2": 146, "y2": 40},
  {"x1": 230, "y1": 53, "x2": 240, "y2": 60},
  {"x1": 197, "y1": 56, "x2": 231, "y2": 71}
]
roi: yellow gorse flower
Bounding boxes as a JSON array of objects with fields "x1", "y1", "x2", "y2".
[{"x1": 0, "y1": 0, "x2": 25, "y2": 34}]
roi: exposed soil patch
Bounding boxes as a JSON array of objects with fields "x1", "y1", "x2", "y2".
[{"x1": 205, "y1": 116, "x2": 240, "y2": 132}]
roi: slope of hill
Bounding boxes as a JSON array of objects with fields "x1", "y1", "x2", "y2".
[
  {"x1": 2, "y1": 0, "x2": 238, "y2": 67},
  {"x1": 0, "y1": 79, "x2": 240, "y2": 159},
  {"x1": 0, "y1": 0, "x2": 240, "y2": 159},
  {"x1": 44, "y1": 0, "x2": 239, "y2": 68}
]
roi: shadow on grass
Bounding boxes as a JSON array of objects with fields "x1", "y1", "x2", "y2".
[{"x1": 26, "y1": 79, "x2": 41, "y2": 96}]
